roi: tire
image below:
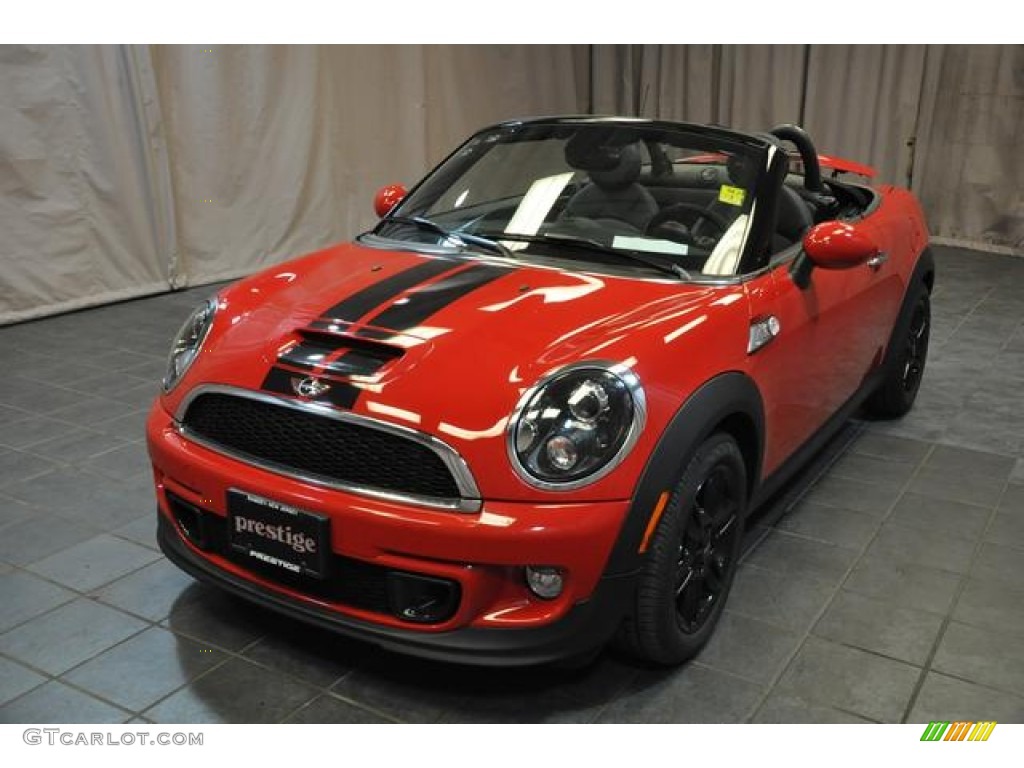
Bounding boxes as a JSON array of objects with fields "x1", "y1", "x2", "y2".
[
  {"x1": 866, "y1": 280, "x2": 931, "y2": 418},
  {"x1": 616, "y1": 433, "x2": 747, "y2": 665}
]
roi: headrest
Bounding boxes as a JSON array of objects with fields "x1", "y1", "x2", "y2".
[
  {"x1": 590, "y1": 144, "x2": 642, "y2": 190},
  {"x1": 776, "y1": 184, "x2": 814, "y2": 239},
  {"x1": 564, "y1": 129, "x2": 644, "y2": 189},
  {"x1": 565, "y1": 133, "x2": 643, "y2": 191},
  {"x1": 564, "y1": 128, "x2": 622, "y2": 171},
  {"x1": 726, "y1": 153, "x2": 748, "y2": 184}
]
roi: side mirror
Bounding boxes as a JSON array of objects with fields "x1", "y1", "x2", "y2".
[
  {"x1": 373, "y1": 184, "x2": 407, "y2": 218},
  {"x1": 802, "y1": 221, "x2": 879, "y2": 269},
  {"x1": 791, "y1": 221, "x2": 880, "y2": 289}
]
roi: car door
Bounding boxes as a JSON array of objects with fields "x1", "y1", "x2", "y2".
[{"x1": 743, "y1": 237, "x2": 898, "y2": 476}]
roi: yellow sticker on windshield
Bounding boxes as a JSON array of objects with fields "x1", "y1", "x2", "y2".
[{"x1": 719, "y1": 185, "x2": 746, "y2": 206}]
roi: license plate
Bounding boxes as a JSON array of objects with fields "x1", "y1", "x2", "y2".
[{"x1": 227, "y1": 490, "x2": 329, "y2": 579}]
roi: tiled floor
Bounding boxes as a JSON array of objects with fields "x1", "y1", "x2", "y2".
[{"x1": 1, "y1": 245, "x2": 1023, "y2": 724}]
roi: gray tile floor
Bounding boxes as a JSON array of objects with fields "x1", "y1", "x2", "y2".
[{"x1": 1, "y1": 245, "x2": 1023, "y2": 724}]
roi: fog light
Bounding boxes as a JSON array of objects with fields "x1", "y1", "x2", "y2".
[{"x1": 525, "y1": 566, "x2": 564, "y2": 599}]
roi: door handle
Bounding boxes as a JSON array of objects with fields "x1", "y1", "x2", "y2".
[{"x1": 867, "y1": 252, "x2": 889, "y2": 271}]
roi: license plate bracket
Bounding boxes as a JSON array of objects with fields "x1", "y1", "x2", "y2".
[{"x1": 227, "y1": 490, "x2": 329, "y2": 579}]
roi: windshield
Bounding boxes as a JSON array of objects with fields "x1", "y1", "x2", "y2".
[{"x1": 372, "y1": 121, "x2": 769, "y2": 278}]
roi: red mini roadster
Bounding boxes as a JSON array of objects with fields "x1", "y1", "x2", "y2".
[{"x1": 148, "y1": 118, "x2": 933, "y2": 666}]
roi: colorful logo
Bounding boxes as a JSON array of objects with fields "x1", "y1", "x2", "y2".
[{"x1": 920, "y1": 721, "x2": 997, "y2": 741}]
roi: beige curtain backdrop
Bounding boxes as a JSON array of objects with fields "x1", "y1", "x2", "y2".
[
  {"x1": 802, "y1": 45, "x2": 928, "y2": 187},
  {"x1": 151, "y1": 44, "x2": 589, "y2": 291},
  {"x1": 1, "y1": 44, "x2": 1020, "y2": 324},
  {"x1": 912, "y1": 45, "x2": 1023, "y2": 253},
  {"x1": 591, "y1": 44, "x2": 805, "y2": 129},
  {"x1": 0, "y1": 45, "x2": 173, "y2": 324},
  {"x1": 1, "y1": 44, "x2": 588, "y2": 324},
  {"x1": 592, "y1": 44, "x2": 1023, "y2": 253}
]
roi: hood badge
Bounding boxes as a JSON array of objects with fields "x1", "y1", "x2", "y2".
[{"x1": 291, "y1": 376, "x2": 331, "y2": 399}]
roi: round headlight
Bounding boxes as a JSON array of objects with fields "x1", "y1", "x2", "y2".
[
  {"x1": 545, "y1": 435, "x2": 579, "y2": 470},
  {"x1": 567, "y1": 380, "x2": 609, "y2": 422},
  {"x1": 163, "y1": 298, "x2": 217, "y2": 392},
  {"x1": 507, "y1": 363, "x2": 645, "y2": 489}
]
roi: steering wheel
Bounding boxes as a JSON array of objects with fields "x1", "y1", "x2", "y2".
[{"x1": 646, "y1": 202, "x2": 730, "y2": 245}]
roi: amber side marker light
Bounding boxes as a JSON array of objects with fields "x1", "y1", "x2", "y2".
[{"x1": 638, "y1": 491, "x2": 671, "y2": 554}]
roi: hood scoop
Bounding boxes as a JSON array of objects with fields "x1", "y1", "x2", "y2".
[{"x1": 276, "y1": 325, "x2": 405, "y2": 381}]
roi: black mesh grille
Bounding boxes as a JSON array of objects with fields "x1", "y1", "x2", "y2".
[{"x1": 181, "y1": 393, "x2": 460, "y2": 500}]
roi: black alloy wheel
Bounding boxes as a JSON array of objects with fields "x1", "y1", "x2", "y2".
[
  {"x1": 866, "y1": 280, "x2": 931, "y2": 418},
  {"x1": 902, "y1": 298, "x2": 930, "y2": 394},
  {"x1": 616, "y1": 432, "x2": 747, "y2": 665},
  {"x1": 675, "y1": 463, "x2": 742, "y2": 634}
]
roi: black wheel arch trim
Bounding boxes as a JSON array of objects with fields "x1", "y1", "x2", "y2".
[
  {"x1": 882, "y1": 246, "x2": 935, "y2": 368},
  {"x1": 910, "y1": 245, "x2": 936, "y2": 293},
  {"x1": 604, "y1": 371, "x2": 765, "y2": 577}
]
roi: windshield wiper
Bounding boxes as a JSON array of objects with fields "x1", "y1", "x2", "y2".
[
  {"x1": 375, "y1": 216, "x2": 515, "y2": 260},
  {"x1": 474, "y1": 231, "x2": 691, "y2": 281}
]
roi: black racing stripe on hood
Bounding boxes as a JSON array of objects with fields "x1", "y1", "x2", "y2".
[
  {"x1": 360, "y1": 263, "x2": 511, "y2": 334},
  {"x1": 307, "y1": 322, "x2": 394, "y2": 342},
  {"x1": 321, "y1": 258, "x2": 457, "y2": 322},
  {"x1": 328, "y1": 349, "x2": 395, "y2": 378},
  {"x1": 307, "y1": 320, "x2": 355, "y2": 335},
  {"x1": 273, "y1": 360, "x2": 381, "y2": 386},
  {"x1": 261, "y1": 367, "x2": 359, "y2": 410}
]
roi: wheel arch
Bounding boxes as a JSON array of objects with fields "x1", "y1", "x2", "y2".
[
  {"x1": 882, "y1": 244, "x2": 936, "y2": 368},
  {"x1": 865, "y1": 244, "x2": 936, "y2": 419},
  {"x1": 713, "y1": 411, "x2": 760, "y2": 500},
  {"x1": 603, "y1": 371, "x2": 765, "y2": 577},
  {"x1": 917, "y1": 246, "x2": 936, "y2": 292}
]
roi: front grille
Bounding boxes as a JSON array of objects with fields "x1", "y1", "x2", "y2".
[
  {"x1": 180, "y1": 393, "x2": 460, "y2": 500},
  {"x1": 164, "y1": 491, "x2": 459, "y2": 622}
]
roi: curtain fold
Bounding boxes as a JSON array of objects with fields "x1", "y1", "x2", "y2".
[
  {"x1": 912, "y1": 45, "x2": 1023, "y2": 252},
  {"x1": 1, "y1": 45, "x2": 170, "y2": 324},
  {"x1": 152, "y1": 45, "x2": 342, "y2": 287},
  {"x1": 717, "y1": 44, "x2": 805, "y2": 131},
  {"x1": 591, "y1": 45, "x2": 805, "y2": 129},
  {"x1": 802, "y1": 45, "x2": 927, "y2": 186},
  {"x1": 152, "y1": 44, "x2": 590, "y2": 288}
]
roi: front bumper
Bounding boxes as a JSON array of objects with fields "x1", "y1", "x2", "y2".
[
  {"x1": 159, "y1": 515, "x2": 634, "y2": 666},
  {"x1": 147, "y1": 401, "x2": 636, "y2": 665}
]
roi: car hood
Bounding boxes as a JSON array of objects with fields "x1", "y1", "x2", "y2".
[{"x1": 168, "y1": 240, "x2": 749, "y2": 500}]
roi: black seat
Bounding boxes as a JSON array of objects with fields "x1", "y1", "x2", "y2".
[
  {"x1": 562, "y1": 143, "x2": 658, "y2": 232},
  {"x1": 775, "y1": 184, "x2": 814, "y2": 247}
]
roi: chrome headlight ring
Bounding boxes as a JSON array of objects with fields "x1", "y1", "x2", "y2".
[
  {"x1": 506, "y1": 360, "x2": 647, "y2": 491},
  {"x1": 162, "y1": 298, "x2": 218, "y2": 392}
]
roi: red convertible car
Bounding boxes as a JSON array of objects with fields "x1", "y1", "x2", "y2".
[{"x1": 148, "y1": 117, "x2": 933, "y2": 666}]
